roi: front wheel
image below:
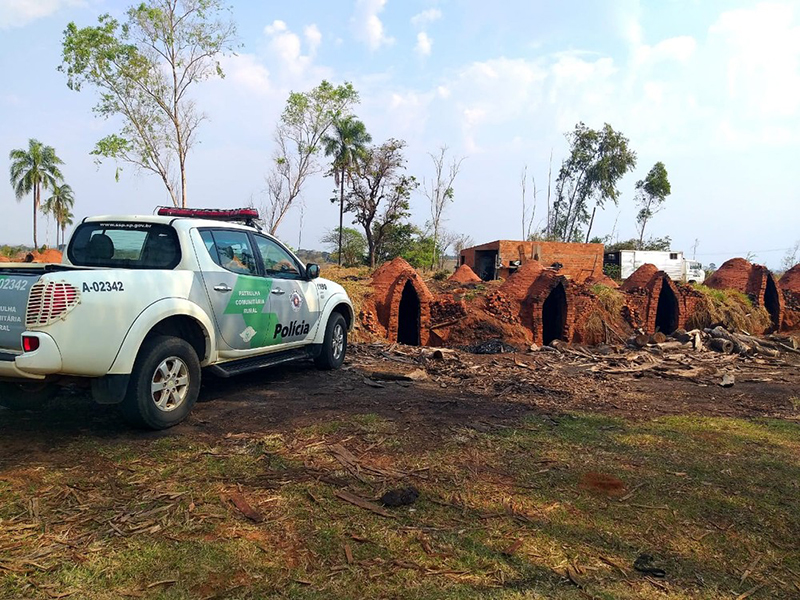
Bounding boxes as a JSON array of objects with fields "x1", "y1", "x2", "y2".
[
  {"x1": 0, "y1": 382, "x2": 57, "y2": 411},
  {"x1": 121, "y1": 336, "x2": 200, "y2": 430},
  {"x1": 314, "y1": 313, "x2": 347, "y2": 370}
]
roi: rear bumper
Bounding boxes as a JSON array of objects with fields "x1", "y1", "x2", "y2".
[{"x1": 0, "y1": 334, "x2": 62, "y2": 380}]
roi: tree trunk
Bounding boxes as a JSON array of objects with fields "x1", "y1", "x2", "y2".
[
  {"x1": 366, "y1": 226, "x2": 375, "y2": 268},
  {"x1": 585, "y1": 205, "x2": 597, "y2": 242},
  {"x1": 180, "y1": 161, "x2": 187, "y2": 208},
  {"x1": 337, "y1": 165, "x2": 345, "y2": 266},
  {"x1": 431, "y1": 227, "x2": 438, "y2": 271},
  {"x1": 33, "y1": 184, "x2": 39, "y2": 249}
]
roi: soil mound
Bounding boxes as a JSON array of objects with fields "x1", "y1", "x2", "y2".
[
  {"x1": 449, "y1": 264, "x2": 481, "y2": 284},
  {"x1": 31, "y1": 249, "x2": 63, "y2": 263}
]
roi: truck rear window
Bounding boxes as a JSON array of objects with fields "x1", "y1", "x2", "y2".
[{"x1": 68, "y1": 222, "x2": 181, "y2": 269}]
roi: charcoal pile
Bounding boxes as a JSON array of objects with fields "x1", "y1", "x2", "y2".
[{"x1": 460, "y1": 339, "x2": 520, "y2": 354}]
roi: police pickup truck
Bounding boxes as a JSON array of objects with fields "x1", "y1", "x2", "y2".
[{"x1": 0, "y1": 208, "x2": 353, "y2": 429}]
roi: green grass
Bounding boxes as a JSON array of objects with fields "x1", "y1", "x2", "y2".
[{"x1": 1, "y1": 414, "x2": 799, "y2": 599}]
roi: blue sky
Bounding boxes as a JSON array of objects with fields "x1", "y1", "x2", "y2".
[{"x1": 1, "y1": 0, "x2": 798, "y2": 268}]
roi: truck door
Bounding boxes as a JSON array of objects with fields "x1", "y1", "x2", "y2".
[
  {"x1": 198, "y1": 229, "x2": 279, "y2": 351},
  {"x1": 252, "y1": 234, "x2": 320, "y2": 347}
]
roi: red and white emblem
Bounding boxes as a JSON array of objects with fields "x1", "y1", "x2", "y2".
[{"x1": 290, "y1": 290, "x2": 303, "y2": 312}]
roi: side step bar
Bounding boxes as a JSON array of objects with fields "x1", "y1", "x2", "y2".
[{"x1": 206, "y1": 347, "x2": 315, "y2": 378}]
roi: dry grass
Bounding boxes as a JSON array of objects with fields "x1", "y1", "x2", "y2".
[
  {"x1": 686, "y1": 284, "x2": 772, "y2": 333},
  {"x1": 1, "y1": 413, "x2": 799, "y2": 599},
  {"x1": 590, "y1": 284, "x2": 625, "y2": 316}
]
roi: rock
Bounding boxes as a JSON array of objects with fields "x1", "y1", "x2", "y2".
[
  {"x1": 379, "y1": 486, "x2": 420, "y2": 507},
  {"x1": 672, "y1": 329, "x2": 692, "y2": 344},
  {"x1": 528, "y1": 343, "x2": 540, "y2": 352},
  {"x1": 720, "y1": 373, "x2": 735, "y2": 388}
]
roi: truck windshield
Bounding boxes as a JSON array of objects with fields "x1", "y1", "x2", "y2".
[{"x1": 68, "y1": 222, "x2": 181, "y2": 269}]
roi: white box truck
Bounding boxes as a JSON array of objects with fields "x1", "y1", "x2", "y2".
[{"x1": 604, "y1": 250, "x2": 705, "y2": 283}]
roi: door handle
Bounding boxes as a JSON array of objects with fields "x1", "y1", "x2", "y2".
[
  {"x1": 271, "y1": 288, "x2": 285, "y2": 295},
  {"x1": 213, "y1": 284, "x2": 233, "y2": 293}
]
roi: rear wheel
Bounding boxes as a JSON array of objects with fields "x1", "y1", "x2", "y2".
[
  {"x1": 0, "y1": 382, "x2": 57, "y2": 411},
  {"x1": 121, "y1": 336, "x2": 200, "y2": 430},
  {"x1": 314, "y1": 313, "x2": 347, "y2": 370}
]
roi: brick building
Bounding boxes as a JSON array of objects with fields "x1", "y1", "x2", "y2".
[{"x1": 459, "y1": 240, "x2": 604, "y2": 283}]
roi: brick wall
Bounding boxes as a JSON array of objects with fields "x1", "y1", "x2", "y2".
[
  {"x1": 621, "y1": 270, "x2": 688, "y2": 334},
  {"x1": 460, "y1": 240, "x2": 604, "y2": 283}
]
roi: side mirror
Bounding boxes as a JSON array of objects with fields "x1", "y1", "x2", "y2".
[{"x1": 306, "y1": 263, "x2": 320, "y2": 279}]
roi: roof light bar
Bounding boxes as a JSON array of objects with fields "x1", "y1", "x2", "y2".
[{"x1": 157, "y1": 207, "x2": 260, "y2": 221}]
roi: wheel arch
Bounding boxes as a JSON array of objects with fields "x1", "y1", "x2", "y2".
[
  {"x1": 108, "y1": 299, "x2": 216, "y2": 375},
  {"x1": 312, "y1": 295, "x2": 354, "y2": 345}
]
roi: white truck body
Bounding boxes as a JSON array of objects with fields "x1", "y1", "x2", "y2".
[
  {"x1": 606, "y1": 250, "x2": 705, "y2": 283},
  {"x1": 0, "y1": 212, "x2": 354, "y2": 427}
]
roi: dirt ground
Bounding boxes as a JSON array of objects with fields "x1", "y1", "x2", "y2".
[
  {"x1": 1, "y1": 343, "x2": 800, "y2": 599},
  {"x1": 3, "y1": 343, "x2": 798, "y2": 456}
]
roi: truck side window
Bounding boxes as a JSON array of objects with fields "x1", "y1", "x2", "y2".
[
  {"x1": 201, "y1": 230, "x2": 258, "y2": 276},
  {"x1": 254, "y1": 235, "x2": 302, "y2": 280}
]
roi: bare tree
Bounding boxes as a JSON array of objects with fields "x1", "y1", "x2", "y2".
[
  {"x1": 61, "y1": 0, "x2": 237, "y2": 207},
  {"x1": 262, "y1": 81, "x2": 360, "y2": 235},
  {"x1": 453, "y1": 233, "x2": 474, "y2": 258},
  {"x1": 424, "y1": 146, "x2": 465, "y2": 269},
  {"x1": 520, "y1": 165, "x2": 540, "y2": 240},
  {"x1": 781, "y1": 240, "x2": 800, "y2": 272}
]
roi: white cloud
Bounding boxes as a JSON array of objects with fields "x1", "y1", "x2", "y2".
[
  {"x1": 411, "y1": 8, "x2": 442, "y2": 29},
  {"x1": 352, "y1": 0, "x2": 394, "y2": 51},
  {"x1": 264, "y1": 20, "x2": 287, "y2": 35},
  {"x1": 0, "y1": 0, "x2": 83, "y2": 29},
  {"x1": 415, "y1": 31, "x2": 432, "y2": 57},
  {"x1": 710, "y1": 2, "x2": 800, "y2": 118},
  {"x1": 304, "y1": 24, "x2": 322, "y2": 55},
  {"x1": 219, "y1": 53, "x2": 271, "y2": 96},
  {"x1": 264, "y1": 19, "x2": 324, "y2": 79}
]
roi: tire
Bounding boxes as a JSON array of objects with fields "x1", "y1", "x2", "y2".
[
  {"x1": 314, "y1": 312, "x2": 347, "y2": 370},
  {"x1": 121, "y1": 336, "x2": 200, "y2": 430},
  {"x1": 0, "y1": 382, "x2": 57, "y2": 411}
]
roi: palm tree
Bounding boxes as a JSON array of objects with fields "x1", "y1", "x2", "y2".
[
  {"x1": 322, "y1": 116, "x2": 371, "y2": 265},
  {"x1": 43, "y1": 183, "x2": 75, "y2": 247},
  {"x1": 9, "y1": 139, "x2": 64, "y2": 248}
]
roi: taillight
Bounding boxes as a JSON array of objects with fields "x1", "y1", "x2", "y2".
[
  {"x1": 26, "y1": 282, "x2": 81, "y2": 326},
  {"x1": 22, "y1": 336, "x2": 40, "y2": 352}
]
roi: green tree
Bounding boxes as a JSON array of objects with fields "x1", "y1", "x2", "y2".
[
  {"x1": 43, "y1": 183, "x2": 76, "y2": 246},
  {"x1": 264, "y1": 81, "x2": 360, "y2": 234},
  {"x1": 322, "y1": 115, "x2": 372, "y2": 265},
  {"x1": 374, "y1": 222, "x2": 418, "y2": 264},
  {"x1": 635, "y1": 161, "x2": 671, "y2": 248},
  {"x1": 605, "y1": 236, "x2": 672, "y2": 252},
  {"x1": 8, "y1": 139, "x2": 65, "y2": 248},
  {"x1": 344, "y1": 138, "x2": 417, "y2": 267},
  {"x1": 551, "y1": 122, "x2": 637, "y2": 242},
  {"x1": 61, "y1": 0, "x2": 237, "y2": 207},
  {"x1": 320, "y1": 227, "x2": 366, "y2": 267}
]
